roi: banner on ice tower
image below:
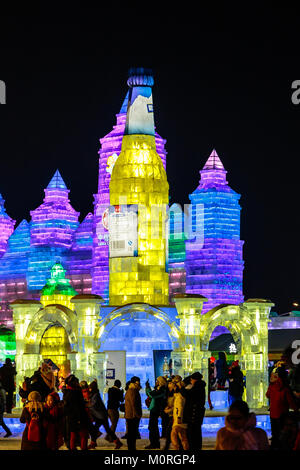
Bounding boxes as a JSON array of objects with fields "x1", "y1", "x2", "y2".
[{"x1": 109, "y1": 205, "x2": 138, "y2": 258}]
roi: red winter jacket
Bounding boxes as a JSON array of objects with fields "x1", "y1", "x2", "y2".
[{"x1": 266, "y1": 378, "x2": 298, "y2": 419}]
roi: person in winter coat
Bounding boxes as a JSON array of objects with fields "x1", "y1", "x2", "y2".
[
  {"x1": 266, "y1": 367, "x2": 298, "y2": 449},
  {"x1": 228, "y1": 361, "x2": 244, "y2": 406},
  {"x1": 0, "y1": 380, "x2": 12, "y2": 437},
  {"x1": 124, "y1": 376, "x2": 142, "y2": 451},
  {"x1": 145, "y1": 376, "x2": 167, "y2": 449},
  {"x1": 63, "y1": 374, "x2": 90, "y2": 451},
  {"x1": 278, "y1": 411, "x2": 300, "y2": 450},
  {"x1": 0, "y1": 358, "x2": 16, "y2": 413},
  {"x1": 107, "y1": 379, "x2": 124, "y2": 436},
  {"x1": 162, "y1": 379, "x2": 175, "y2": 451},
  {"x1": 215, "y1": 352, "x2": 229, "y2": 389},
  {"x1": 79, "y1": 380, "x2": 94, "y2": 431},
  {"x1": 215, "y1": 400, "x2": 269, "y2": 450},
  {"x1": 180, "y1": 371, "x2": 206, "y2": 451},
  {"x1": 43, "y1": 391, "x2": 64, "y2": 450},
  {"x1": 208, "y1": 358, "x2": 217, "y2": 410},
  {"x1": 25, "y1": 363, "x2": 55, "y2": 403},
  {"x1": 288, "y1": 364, "x2": 300, "y2": 409},
  {"x1": 20, "y1": 391, "x2": 46, "y2": 450},
  {"x1": 170, "y1": 377, "x2": 189, "y2": 450},
  {"x1": 87, "y1": 380, "x2": 123, "y2": 449}
]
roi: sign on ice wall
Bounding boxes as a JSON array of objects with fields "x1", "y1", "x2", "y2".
[
  {"x1": 104, "y1": 350, "x2": 126, "y2": 391},
  {"x1": 109, "y1": 205, "x2": 138, "y2": 258}
]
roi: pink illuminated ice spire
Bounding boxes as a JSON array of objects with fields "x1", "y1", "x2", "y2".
[
  {"x1": 203, "y1": 148, "x2": 225, "y2": 170},
  {"x1": 198, "y1": 148, "x2": 229, "y2": 190}
]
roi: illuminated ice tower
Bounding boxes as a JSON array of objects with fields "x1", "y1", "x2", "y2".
[
  {"x1": 109, "y1": 68, "x2": 169, "y2": 305},
  {"x1": 27, "y1": 170, "x2": 79, "y2": 292},
  {"x1": 185, "y1": 149, "x2": 244, "y2": 314},
  {"x1": 92, "y1": 77, "x2": 167, "y2": 303}
]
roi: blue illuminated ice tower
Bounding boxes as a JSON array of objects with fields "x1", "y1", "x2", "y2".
[{"x1": 185, "y1": 149, "x2": 244, "y2": 317}]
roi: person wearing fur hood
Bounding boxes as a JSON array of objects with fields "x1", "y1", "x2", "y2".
[{"x1": 215, "y1": 400, "x2": 269, "y2": 450}]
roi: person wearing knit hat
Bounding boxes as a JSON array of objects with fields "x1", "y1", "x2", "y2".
[
  {"x1": 44, "y1": 391, "x2": 64, "y2": 450},
  {"x1": 145, "y1": 376, "x2": 168, "y2": 449},
  {"x1": 20, "y1": 391, "x2": 46, "y2": 450},
  {"x1": 228, "y1": 361, "x2": 244, "y2": 407},
  {"x1": 63, "y1": 374, "x2": 90, "y2": 450},
  {"x1": 190, "y1": 372, "x2": 203, "y2": 381},
  {"x1": 180, "y1": 371, "x2": 206, "y2": 451}
]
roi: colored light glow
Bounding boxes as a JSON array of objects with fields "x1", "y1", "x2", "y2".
[{"x1": 40, "y1": 262, "x2": 78, "y2": 311}]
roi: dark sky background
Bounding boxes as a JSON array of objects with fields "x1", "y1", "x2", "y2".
[{"x1": 0, "y1": 3, "x2": 300, "y2": 314}]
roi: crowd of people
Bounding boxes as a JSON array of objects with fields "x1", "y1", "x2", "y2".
[
  {"x1": 15, "y1": 363, "x2": 125, "y2": 450},
  {"x1": 0, "y1": 346, "x2": 300, "y2": 451}
]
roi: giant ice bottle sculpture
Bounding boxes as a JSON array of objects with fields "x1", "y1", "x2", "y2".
[{"x1": 109, "y1": 68, "x2": 169, "y2": 305}]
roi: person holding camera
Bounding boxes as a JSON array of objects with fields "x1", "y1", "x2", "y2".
[{"x1": 145, "y1": 376, "x2": 167, "y2": 449}]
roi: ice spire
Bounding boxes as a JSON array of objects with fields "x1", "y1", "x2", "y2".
[
  {"x1": 203, "y1": 149, "x2": 225, "y2": 170},
  {"x1": 198, "y1": 148, "x2": 228, "y2": 190},
  {"x1": 46, "y1": 169, "x2": 68, "y2": 190}
]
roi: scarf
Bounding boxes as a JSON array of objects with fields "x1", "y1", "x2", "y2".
[{"x1": 40, "y1": 363, "x2": 55, "y2": 390}]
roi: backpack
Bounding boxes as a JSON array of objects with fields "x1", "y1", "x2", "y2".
[{"x1": 27, "y1": 411, "x2": 41, "y2": 442}]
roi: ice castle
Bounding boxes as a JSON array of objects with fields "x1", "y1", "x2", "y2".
[
  {"x1": 0, "y1": 68, "x2": 273, "y2": 409},
  {"x1": 0, "y1": 68, "x2": 244, "y2": 325}
]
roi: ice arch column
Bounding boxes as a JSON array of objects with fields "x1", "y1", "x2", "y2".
[
  {"x1": 172, "y1": 294, "x2": 209, "y2": 385},
  {"x1": 11, "y1": 300, "x2": 79, "y2": 407},
  {"x1": 199, "y1": 299, "x2": 274, "y2": 409},
  {"x1": 10, "y1": 299, "x2": 43, "y2": 407},
  {"x1": 71, "y1": 294, "x2": 106, "y2": 389},
  {"x1": 241, "y1": 299, "x2": 274, "y2": 409}
]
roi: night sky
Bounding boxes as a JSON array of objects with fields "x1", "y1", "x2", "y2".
[{"x1": 0, "y1": 4, "x2": 300, "y2": 314}]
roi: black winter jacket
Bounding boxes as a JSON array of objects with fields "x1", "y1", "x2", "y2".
[
  {"x1": 181, "y1": 380, "x2": 206, "y2": 424},
  {"x1": 63, "y1": 386, "x2": 89, "y2": 432},
  {"x1": 107, "y1": 386, "x2": 124, "y2": 410}
]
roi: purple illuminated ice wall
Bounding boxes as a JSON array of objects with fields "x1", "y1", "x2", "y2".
[
  {"x1": 92, "y1": 85, "x2": 167, "y2": 303},
  {"x1": 185, "y1": 149, "x2": 244, "y2": 320},
  {"x1": 0, "y1": 194, "x2": 15, "y2": 256}
]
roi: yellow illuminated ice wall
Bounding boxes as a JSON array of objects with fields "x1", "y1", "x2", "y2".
[{"x1": 109, "y1": 68, "x2": 169, "y2": 305}]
